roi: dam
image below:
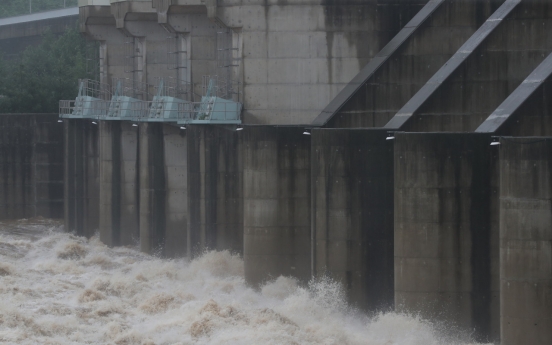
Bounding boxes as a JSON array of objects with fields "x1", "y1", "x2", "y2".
[{"x1": 1, "y1": 0, "x2": 551, "y2": 344}]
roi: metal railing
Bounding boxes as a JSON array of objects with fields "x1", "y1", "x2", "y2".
[
  {"x1": 59, "y1": 99, "x2": 109, "y2": 119},
  {"x1": 178, "y1": 101, "x2": 242, "y2": 123},
  {"x1": 152, "y1": 77, "x2": 196, "y2": 101},
  {"x1": 112, "y1": 77, "x2": 153, "y2": 101},
  {"x1": 78, "y1": 78, "x2": 111, "y2": 100}
]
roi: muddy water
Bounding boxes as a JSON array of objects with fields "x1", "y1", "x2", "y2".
[{"x1": 0, "y1": 219, "x2": 485, "y2": 345}]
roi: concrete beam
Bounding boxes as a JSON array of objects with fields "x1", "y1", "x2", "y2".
[
  {"x1": 477, "y1": 52, "x2": 552, "y2": 133},
  {"x1": 311, "y1": 0, "x2": 445, "y2": 127},
  {"x1": 385, "y1": 0, "x2": 520, "y2": 130}
]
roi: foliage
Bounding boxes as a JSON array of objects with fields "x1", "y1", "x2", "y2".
[
  {"x1": 0, "y1": 0, "x2": 79, "y2": 19},
  {"x1": 0, "y1": 27, "x2": 88, "y2": 113}
]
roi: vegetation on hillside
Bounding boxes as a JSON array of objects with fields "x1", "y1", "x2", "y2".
[
  {"x1": 0, "y1": 28, "x2": 90, "y2": 113},
  {"x1": 1, "y1": 0, "x2": 78, "y2": 19}
]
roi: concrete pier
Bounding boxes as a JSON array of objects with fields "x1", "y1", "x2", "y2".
[
  {"x1": 162, "y1": 124, "x2": 188, "y2": 258},
  {"x1": 99, "y1": 121, "x2": 139, "y2": 247},
  {"x1": 139, "y1": 123, "x2": 166, "y2": 255},
  {"x1": 311, "y1": 129, "x2": 394, "y2": 311},
  {"x1": 187, "y1": 125, "x2": 243, "y2": 257},
  {"x1": 394, "y1": 133, "x2": 499, "y2": 342},
  {"x1": 499, "y1": 137, "x2": 552, "y2": 345},
  {"x1": 64, "y1": 119, "x2": 99, "y2": 237},
  {"x1": 243, "y1": 127, "x2": 311, "y2": 286}
]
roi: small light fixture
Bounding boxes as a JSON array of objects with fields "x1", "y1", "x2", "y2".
[
  {"x1": 132, "y1": 123, "x2": 138, "y2": 127},
  {"x1": 490, "y1": 137, "x2": 500, "y2": 146},
  {"x1": 236, "y1": 126, "x2": 243, "y2": 131},
  {"x1": 386, "y1": 131, "x2": 395, "y2": 140},
  {"x1": 180, "y1": 126, "x2": 186, "y2": 130},
  {"x1": 91, "y1": 121, "x2": 97, "y2": 125},
  {"x1": 303, "y1": 129, "x2": 311, "y2": 135}
]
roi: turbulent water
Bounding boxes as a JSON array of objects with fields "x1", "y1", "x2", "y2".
[{"x1": 0, "y1": 218, "x2": 486, "y2": 345}]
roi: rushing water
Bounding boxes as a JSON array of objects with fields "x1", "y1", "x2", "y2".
[{"x1": 0, "y1": 218, "x2": 486, "y2": 345}]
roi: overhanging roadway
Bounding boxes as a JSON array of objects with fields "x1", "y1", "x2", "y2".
[{"x1": 0, "y1": 7, "x2": 79, "y2": 40}]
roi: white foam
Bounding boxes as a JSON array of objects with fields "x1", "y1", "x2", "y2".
[{"x1": 0, "y1": 219, "x2": 488, "y2": 345}]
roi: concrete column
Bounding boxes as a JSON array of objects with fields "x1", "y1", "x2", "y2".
[
  {"x1": 499, "y1": 137, "x2": 552, "y2": 345},
  {"x1": 187, "y1": 125, "x2": 243, "y2": 257},
  {"x1": 120, "y1": 122, "x2": 140, "y2": 245},
  {"x1": 162, "y1": 124, "x2": 188, "y2": 257},
  {"x1": 311, "y1": 129, "x2": 394, "y2": 311},
  {"x1": 394, "y1": 132, "x2": 499, "y2": 342},
  {"x1": 99, "y1": 121, "x2": 121, "y2": 246},
  {"x1": 243, "y1": 127, "x2": 311, "y2": 287},
  {"x1": 139, "y1": 123, "x2": 166, "y2": 255},
  {"x1": 64, "y1": 119, "x2": 99, "y2": 237}
]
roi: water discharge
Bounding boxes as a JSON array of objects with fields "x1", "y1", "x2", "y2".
[{"x1": 0, "y1": 219, "x2": 487, "y2": 345}]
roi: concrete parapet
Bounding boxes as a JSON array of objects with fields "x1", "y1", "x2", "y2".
[
  {"x1": 311, "y1": 128, "x2": 394, "y2": 311},
  {"x1": 187, "y1": 125, "x2": 243, "y2": 257},
  {"x1": 499, "y1": 137, "x2": 552, "y2": 345},
  {"x1": 394, "y1": 132, "x2": 499, "y2": 342},
  {"x1": 64, "y1": 119, "x2": 99, "y2": 237},
  {"x1": 243, "y1": 126, "x2": 311, "y2": 286}
]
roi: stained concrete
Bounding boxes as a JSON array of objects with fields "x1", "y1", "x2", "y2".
[
  {"x1": 99, "y1": 121, "x2": 139, "y2": 247},
  {"x1": 0, "y1": 114, "x2": 64, "y2": 220},
  {"x1": 400, "y1": 0, "x2": 552, "y2": 132},
  {"x1": 139, "y1": 122, "x2": 166, "y2": 254},
  {"x1": 243, "y1": 126, "x2": 311, "y2": 286},
  {"x1": 64, "y1": 119, "x2": 99, "y2": 238},
  {"x1": 326, "y1": 0, "x2": 504, "y2": 128},
  {"x1": 499, "y1": 137, "x2": 552, "y2": 345},
  {"x1": 394, "y1": 132, "x2": 499, "y2": 342},
  {"x1": 162, "y1": 123, "x2": 188, "y2": 258},
  {"x1": 187, "y1": 125, "x2": 243, "y2": 257},
  {"x1": 311, "y1": 128, "x2": 394, "y2": 311}
]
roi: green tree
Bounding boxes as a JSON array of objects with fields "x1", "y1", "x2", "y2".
[{"x1": 0, "y1": 27, "x2": 88, "y2": 113}]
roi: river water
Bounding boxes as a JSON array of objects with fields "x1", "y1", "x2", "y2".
[{"x1": 0, "y1": 218, "x2": 486, "y2": 345}]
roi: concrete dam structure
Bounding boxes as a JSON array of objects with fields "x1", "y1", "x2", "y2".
[{"x1": 1, "y1": 0, "x2": 552, "y2": 343}]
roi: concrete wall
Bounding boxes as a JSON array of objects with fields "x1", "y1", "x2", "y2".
[
  {"x1": 499, "y1": 137, "x2": 552, "y2": 345},
  {"x1": 394, "y1": 133, "x2": 499, "y2": 342},
  {"x1": 215, "y1": 0, "x2": 428, "y2": 124},
  {"x1": 311, "y1": 128, "x2": 394, "y2": 311},
  {"x1": 187, "y1": 125, "x2": 243, "y2": 257},
  {"x1": 403, "y1": 0, "x2": 552, "y2": 132},
  {"x1": 243, "y1": 127, "x2": 311, "y2": 286},
  {"x1": 64, "y1": 119, "x2": 99, "y2": 237},
  {"x1": 0, "y1": 114, "x2": 64, "y2": 220},
  {"x1": 327, "y1": 0, "x2": 503, "y2": 128}
]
